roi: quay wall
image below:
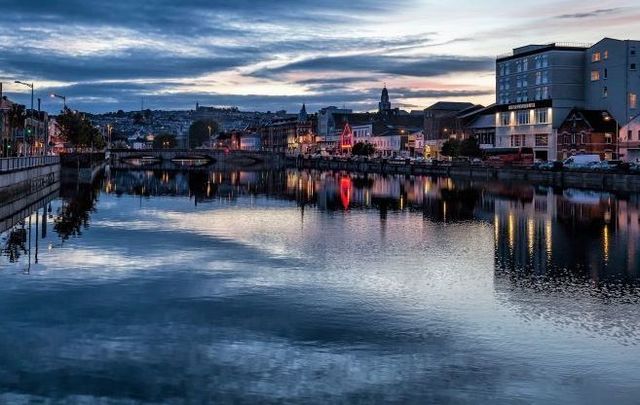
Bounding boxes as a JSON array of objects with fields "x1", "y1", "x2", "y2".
[
  {"x1": 0, "y1": 162, "x2": 60, "y2": 203},
  {"x1": 291, "y1": 158, "x2": 640, "y2": 192}
]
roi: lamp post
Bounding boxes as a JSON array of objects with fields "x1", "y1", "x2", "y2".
[
  {"x1": 50, "y1": 93, "x2": 66, "y2": 110},
  {"x1": 602, "y1": 112, "x2": 620, "y2": 160},
  {"x1": 208, "y1": 125, "x2": 212, "y2": 148},
  {"x1": 14, "y1": 81, "x2": 34, "y2": 156},
  {"x1": 106, "y1": 124, "x2": 112, "y2": 149}
]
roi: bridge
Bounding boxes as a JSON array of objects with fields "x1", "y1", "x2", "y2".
[{"x1": 108, "y1": 149, "x2": 286, "y2": 170}]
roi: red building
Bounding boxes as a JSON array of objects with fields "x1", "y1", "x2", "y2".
[{"x1": 557, "y1": 109, "x2": 618, "y2": 161}]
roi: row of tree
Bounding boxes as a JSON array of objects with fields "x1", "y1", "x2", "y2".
[{"x1": 57, "y1": 109, "x2": 106, "y2": 150}]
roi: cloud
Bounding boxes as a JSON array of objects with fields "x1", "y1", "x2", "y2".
[
  {"x1": 556, "y1": 8, "x2": 622, "y2": 19},
  {"x1": 255, "y1": 55, "x2": 494, "y2": 78}
]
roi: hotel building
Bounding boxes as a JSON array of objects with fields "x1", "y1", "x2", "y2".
[
  {"x1": 494, "y1": 38, "x2": 640, "y2": 161},
  {"x1": 495, "y1": 43, "x2": 588, "y2": 161}
]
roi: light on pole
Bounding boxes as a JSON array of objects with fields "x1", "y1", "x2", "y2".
[
  {"x1": 50, "y1": 93, "x2": 66, "y2": 110},
  {"x1": 602, "y1": 112, "x2": 620, "y2": 159},
  {"x1": 15, "y1": 80, "x2": 34, "y2": 156}
]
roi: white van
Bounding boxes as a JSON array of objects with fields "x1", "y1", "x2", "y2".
[{"x1": 563, "y1": 154, "x2": 601, "y2": 167}]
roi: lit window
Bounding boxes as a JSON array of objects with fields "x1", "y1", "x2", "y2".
[
  {"x1": 517, "y1": 110, "x2": 530, "y2": 125},
  {"x1": 605, "y1": 133, "x2": 612, "y2": 144},
  {"x1": 604, "y1": 50, "x2": 609, "y2": 59},
  {"x1": 500, "y1": 112, "x2": 510, "y2": 126},
  {"x1": 536, "y1": 109, "x2": 548, "y2": 124},
  {"x1": 592, "y1": 52, "x2": 601, "y2": 62},
  {"x1": 591, "y1": 70, "x2": 600, "y2": 81},
  {"x1": 631, "y1": 93, "x2": 638, "y2": 109}
]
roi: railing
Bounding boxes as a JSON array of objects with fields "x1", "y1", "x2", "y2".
[{"x1": 0, "y1": 156, "x2": 60, "y2": 173}]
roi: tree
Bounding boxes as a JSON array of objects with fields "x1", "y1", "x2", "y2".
[
  {"x1": 153, "y1": 133, "x2": 177, "y2": 149},
  {"x1": 459, "y1": 136, "x2": 482, "y2": 158},
  {"x1": 57, "y1": 109, "x2": 105, "y2": 150},
  {"x1": 351, "y1": 142, "x2": 376, "y2": 156},
  {"x1": 189, "y1": 119, "x2": 219, "y2": 149},
  {"x1": 441, "y1": 138, "x2": 461, "y2": 158}
]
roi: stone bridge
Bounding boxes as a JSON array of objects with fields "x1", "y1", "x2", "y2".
[{"x1": 108, "y1": 149, "x2": 286, "y2": 171}]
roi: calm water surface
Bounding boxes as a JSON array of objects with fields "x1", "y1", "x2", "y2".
[{"x1": 1, "y1": 167, "x2": 640, "y2": 403}]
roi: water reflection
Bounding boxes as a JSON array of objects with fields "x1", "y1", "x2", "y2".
[{"x1": 2, "y1": 167, "x2": 640, "y2": 402}]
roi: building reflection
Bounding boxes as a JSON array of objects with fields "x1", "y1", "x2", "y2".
[
  {"x1": 7, "y1": 166, "x2": 637, "y2": 284},
  {"x1": 493, "y1": 184, "x2": 640, "y2": 283}
]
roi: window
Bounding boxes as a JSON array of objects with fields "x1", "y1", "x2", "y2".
[
  {"x1": 604, "y1": 50, "x2": 609, "y2": 59},
  {"x1": 542, "y1": 70, "x2": 549, "y2": 84},
  {"x1": 592, "y1": 52, "x2": 601, "y2": 62},
  {"x1": 536, "y1": 109, "x2": 548, "y2": 124},
  {"x1": 511, "y1": 134, "x2": 526, "y2": 147},
  {"x1": 604, "y1": 68, "x2": 608, "y2": 79},
  {"x1": 535, "y1": 87, "x2": 541, "y2": 100},
  {"x1": 629, "y1": 130, "x2": 633, "y2": 141},
  {"x1": 542, "y1": 55, "x2": 549, "y2": 68},
  {"x1": 631, "y1": 63, "x2": 637, "y2": 70},
  {"x1": 516, "y1": 77, "x2": 522, "y2": 88},
  {"x1": 535, "y1": 71, "x2": 542, "y2": 85},
  {"x1": 535, "y1": 134, "x2": 549, "y2": 146},
  {"x1": 631, "y1": 93, "x2": 638, "y2": 109},
  {"x1": 500, "y1": 112, "x2": 510, "y2": 126},
  {"x1": 605, "y1": 133, "x2": 612, "y2": 144},
  {"x1": 603, "y1": 86, "x2": 608, "y2": 98},
  {"x1": 516, "y1": 60, "x2": 522, "y2": 73},
  {"x1": 517, "y1": 110, "x2": 530, "y2": 125},
  {"x1": 542, "y1": 86, "x2": 549, "y2": 99},
  {"x1": 523, "y1": 59, "x2": 528, "y2": 71},
  {"x1": 591, "y1": 70, "x2": 600, "y2": 81},
  {"x1": 631, "y1": 48, "x2": 636, "y2": 56}
]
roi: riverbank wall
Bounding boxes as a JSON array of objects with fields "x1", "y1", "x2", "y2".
[{"x1": 291, "y1": 158, "x2": 640, "y2": 192}]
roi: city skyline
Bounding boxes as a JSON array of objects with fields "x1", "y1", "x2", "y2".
[{"x1": 1, "y1": 0, "x2": 640, "y2": 113}]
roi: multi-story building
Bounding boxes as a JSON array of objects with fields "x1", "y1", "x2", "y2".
[
  {"x1": 585, "y1": 38, "x2": 639, "y2": 125},
  {"x1": 495, "y1": 43, "x2": 588, "y2": 160}
]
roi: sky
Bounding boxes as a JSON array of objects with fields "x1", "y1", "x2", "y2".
[{"x1": 1, "y1": 0, "x2": 639, "y2": 114}]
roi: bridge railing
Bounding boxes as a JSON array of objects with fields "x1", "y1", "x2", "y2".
[{"x1": 0, "y1": 156, "x2": 60, "y2": 173}]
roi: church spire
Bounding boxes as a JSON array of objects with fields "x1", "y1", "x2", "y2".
[{"x1": 379, "y1": 85, "x2": 391, "y2": 113}]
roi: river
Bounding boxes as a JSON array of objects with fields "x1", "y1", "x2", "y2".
[{"x1": 1, "y1": 167, "x2": 639, "y2": 403}]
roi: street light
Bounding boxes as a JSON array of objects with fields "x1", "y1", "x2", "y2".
[
  {"x1": 602, "y1": 112, "x2": 620, "y2": 159},
  {"x1": 50, "y1": 93, "x2": 66, "y2": 109},
  {"x1": 15, "y1": 80, "x2": 34, "y2": 156}
]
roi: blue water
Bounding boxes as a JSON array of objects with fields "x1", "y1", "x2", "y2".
[{"x1": 1, "y1": 169, "x2": 639, "y2": 403}]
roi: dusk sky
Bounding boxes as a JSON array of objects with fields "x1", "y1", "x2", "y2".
[{"x1": 1, "y1": 0, "x2": 639, "y2": 113}]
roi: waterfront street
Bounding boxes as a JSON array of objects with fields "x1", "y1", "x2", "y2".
[{"x1": 1, "y1": 167, "x2": 640, "y2": 403}]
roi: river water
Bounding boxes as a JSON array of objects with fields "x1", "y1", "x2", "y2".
[{"x1": 1, "y1": 167, "x2": 639, "y2": 403}]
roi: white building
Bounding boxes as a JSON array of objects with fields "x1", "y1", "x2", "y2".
[{"x1": 495, "y1": 43, "x2": 588, "y2": 161}]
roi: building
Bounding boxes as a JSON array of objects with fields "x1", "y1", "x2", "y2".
[
  {"x1": 620, "y1": 114, "x2": 640, "y2": 161},
  {"x1": 423, "y1": 102, "x2": 478, "y2": 158},
  {"x1": 463, "y1": 105, "x2": 497, "y2": 149},
  {"x1": 494, "y1": 38, "x2": 640, "y2": 161},
  {"x1": 317, "y1": 106, "x2": 352, "y2": 146},
  {"x1": 260, "y1": 105, "x2": 315, "y2": 154},
  {"x1": 495, "y1": 43, "x2": 588, "y2": 160},
  {"x1": 557, "y1": 109, "x2": 618, "y2": 160},
  {"x1": 585, "y1": 38, "x2": 640, "y2": 127}
]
